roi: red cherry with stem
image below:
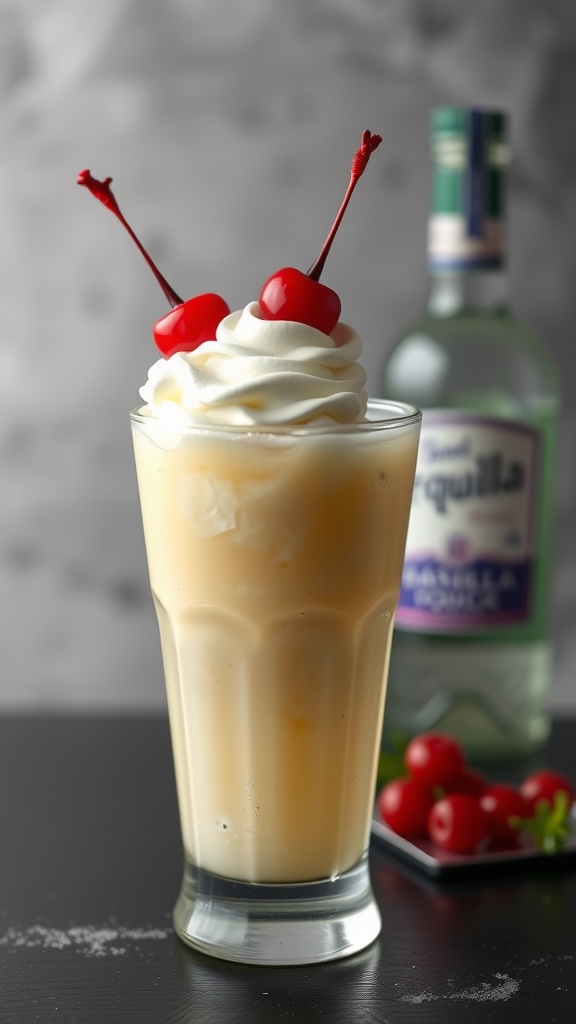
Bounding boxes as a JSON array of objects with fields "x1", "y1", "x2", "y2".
[
  {"x1": 153, "y1": 294, "x2": 231, "y2": 356},
  {"x1": 259, "y1": 271, "x2": 341, "y2": 337},
  {"x1": 76, "y1": 170, "x2": 230, "y2": 356},
  {"x1": 259, "y1": 130, "x2": 382, "y2": 334}
]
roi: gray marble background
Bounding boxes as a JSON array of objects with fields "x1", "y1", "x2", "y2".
[{"x1": 0, "y1": 0, "x2": 574, "y2": 711}]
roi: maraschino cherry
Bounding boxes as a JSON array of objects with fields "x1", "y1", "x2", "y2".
[
  {"x1": 259, "y1": 130, "x2": 382, "y2": 334},
  {"x1": 77, "y1": 170, "x2": 230, "y2": 356}
]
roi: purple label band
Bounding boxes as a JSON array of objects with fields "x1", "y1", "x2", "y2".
[
  {"x1": 466, "y1": 109, "x2": 485, "y2": 238},
  {"x1": 396, "y1": 557, "x2": 532, "y2": 631},
  {"x1": 428, "y1": 255, "x2": 503, "y2": 271}
]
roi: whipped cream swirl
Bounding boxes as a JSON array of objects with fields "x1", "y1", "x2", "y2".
[{"x1": 139, "y1": 302, "x2": 368, "y2": 426}]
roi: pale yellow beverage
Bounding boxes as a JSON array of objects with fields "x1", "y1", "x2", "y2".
[{"x1": 132, "y1": 401, "x2": 420, "y2": 885}]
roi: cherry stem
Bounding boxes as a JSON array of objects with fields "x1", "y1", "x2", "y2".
[
  {"x1": 306, "y1": 130, "x2": 382, "y2": 282},
  {"x1": 77, "y1": 169, "x2": 183, "y2": 308}
]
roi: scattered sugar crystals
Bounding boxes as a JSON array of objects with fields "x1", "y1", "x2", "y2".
[
  {"x1": 401, "y1": 972, "x2": 521, "y2": 1004},
  {"x1": 0, "y1": 923, "x2": 171, "y2": 958}
]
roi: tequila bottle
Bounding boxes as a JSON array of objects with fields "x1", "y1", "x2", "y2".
[{"x1": 380, "y1": 108, "x2": 560, "y2": 762}]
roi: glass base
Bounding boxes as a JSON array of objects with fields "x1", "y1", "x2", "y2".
[{"x1": 173, "y1": 854, "x2": 381, "y2": 966}]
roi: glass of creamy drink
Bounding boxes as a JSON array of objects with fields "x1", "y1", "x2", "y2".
[
  {"x1": 131, "y1": 373, "x2": 420, "y2": 965},
  {"x1": 79, "y1": 131, "x2": 420, "y2": 964}
]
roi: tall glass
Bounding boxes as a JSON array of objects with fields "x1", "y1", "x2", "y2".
[{"x1": 131, "y1": 399, "x2": 421, "y2": 965}]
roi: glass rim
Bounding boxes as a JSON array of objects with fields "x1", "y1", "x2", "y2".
[{"x1": 130, "y1": 398, "x2": 421, "y2": 438}]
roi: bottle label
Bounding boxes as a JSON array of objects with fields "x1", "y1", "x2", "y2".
[
  {"x1": 396, "y1": 411, "x2": 539, "y2": 632},
  {"x1": 428, "y1": 214, "x2": 504, "y2": 270}
]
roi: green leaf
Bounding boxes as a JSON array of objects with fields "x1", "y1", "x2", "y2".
[
  {"x1": 510, "y1": 791, "x2": 572, "y2": 856},
  {"x1": 376, "y1": 733, "x2": 409, "y2": 788}
]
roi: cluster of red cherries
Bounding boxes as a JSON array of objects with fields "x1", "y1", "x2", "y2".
[
  {"x1": 378, "y1": 732, "x2": 575, "y2": 856},
  {"x1": 77, "y1": 131, "x2": 382, "y2": 357}
]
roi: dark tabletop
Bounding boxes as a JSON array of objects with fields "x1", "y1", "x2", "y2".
[{"x1": 1, "y1": 715, "x2": 575, "y2": 1024}]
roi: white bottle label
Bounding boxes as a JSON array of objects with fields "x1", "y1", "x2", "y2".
[
  {"x1": 428, "y1": 214, "x2": 504, "y2": 270},
  {"x1": 396, "y1": 411, "x2": 539, "y2": 632}
]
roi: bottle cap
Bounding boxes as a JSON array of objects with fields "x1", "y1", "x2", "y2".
[{"x1": 431, "y1": 107, "x2": 507, "y2": 146}]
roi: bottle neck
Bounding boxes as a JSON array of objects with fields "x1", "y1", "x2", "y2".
[
  {"x1": 427, "y1": 266, "x2": 509, "y2": 318},
  {"x1": 427, "y1": 108, "x2": 509, "y2": 318}
]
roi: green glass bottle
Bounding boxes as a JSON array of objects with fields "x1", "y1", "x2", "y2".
[{"x1": 380, "y1": 108, "x2": 560, "y2": 763}]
